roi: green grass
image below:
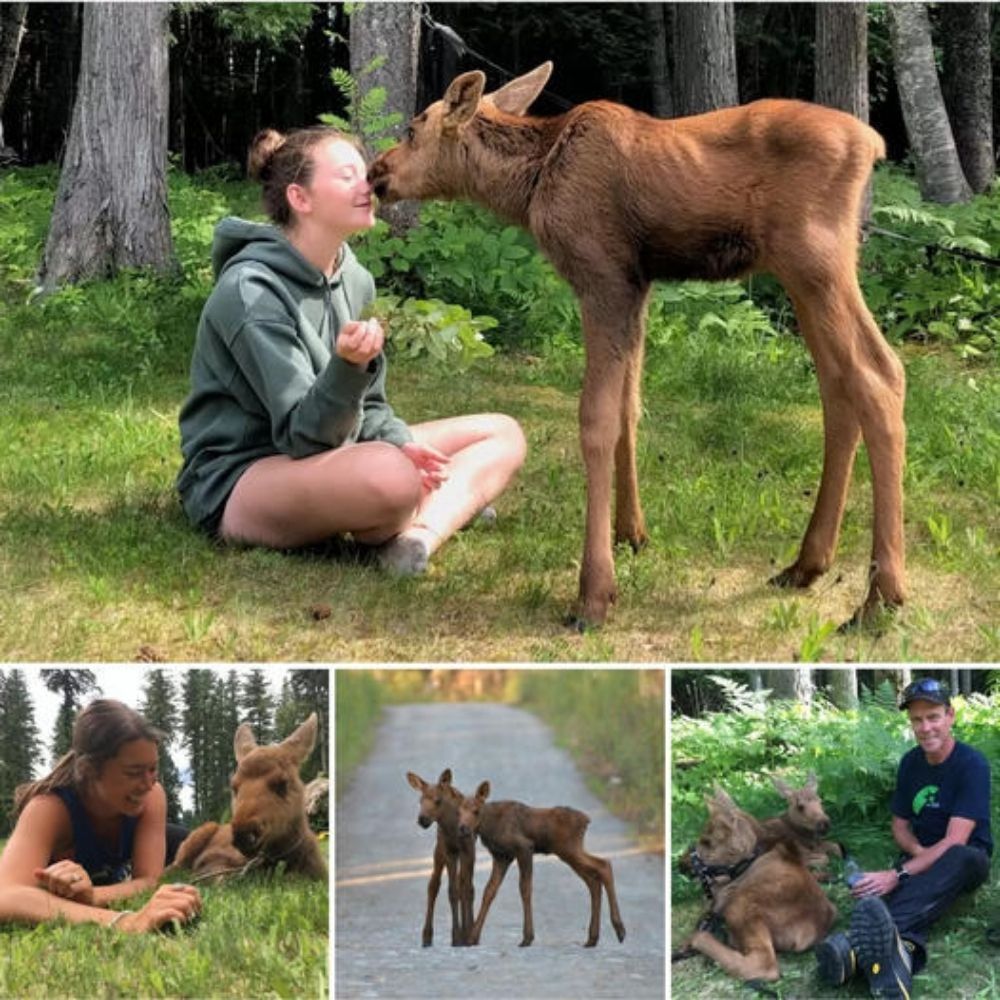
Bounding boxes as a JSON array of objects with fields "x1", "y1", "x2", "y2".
[
  {"x1": 334, "y1": 672, "x2": 383, "y2": 792},
  {"x1": 1, "y1": 166, "x2": 997, "y2": 661},
  {"x1": 514, "y1": 670, "x2": 664, "y2": 842},
  {"x1": 0, "y1": 863, "x2": 328, "y2": 998}
]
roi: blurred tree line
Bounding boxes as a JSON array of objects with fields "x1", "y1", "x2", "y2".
[{"x1": 0, "y1": 667, "x2": 328, "y2": 836}]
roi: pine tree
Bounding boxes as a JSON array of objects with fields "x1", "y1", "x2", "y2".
[
  {"x1": 0, "y1": 670, "x2": 41, "y2": 835},
  {"x1": 288, "y1": 669, "x2": 329, "y2": 780},
  {"x1": 139, "y1": 670, "x2": 183, "y2": 823},
  {"x1": 181, "y1": 669, "x2": 213, "y2": 820},
  {"x1": 240, "y1": 668, "x2": 275, "y2": 744},
  {"x1": 40, "y1": 669, "x2": 98, "y2": 762}
]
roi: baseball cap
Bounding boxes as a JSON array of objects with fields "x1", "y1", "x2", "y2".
[{"x1": 899, "y1": 677, "x2": 951, "y2": 710}]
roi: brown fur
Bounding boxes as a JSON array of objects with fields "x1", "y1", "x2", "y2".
[
  {"x1": 169, "y1": 714, "x2": 326, "y2": 881},
  {"x1": 757, "y1": 772, "x2": 843, "y2": 877},
  {"x1": 456, "y1": 780, "x2": 626, "y2": 947},
  {"x1": 406, "y1": 768, "x2": 475, "y2": 946},
  {"x1": 682, "y1": 787, "x2": 836, "y2": 982},
  {"x1": 369, "y1": 62, "x2": 906, "y2": 628}
]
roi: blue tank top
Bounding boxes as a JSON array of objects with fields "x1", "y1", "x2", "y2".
[{"x1": 51, "y1": 786, "x2": 139, "y2": 885}]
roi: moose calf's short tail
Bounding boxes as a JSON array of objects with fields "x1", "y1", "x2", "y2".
[{"x1": 851, "y1": 897, "x2": 913, "y2": 1000}]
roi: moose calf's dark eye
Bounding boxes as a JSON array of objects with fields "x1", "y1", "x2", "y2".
[{"x1": 270, "y1": 780, "x2": 288, "y2": 798}]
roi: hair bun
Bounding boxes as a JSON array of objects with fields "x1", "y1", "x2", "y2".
[{"x1": 248, "y1": 128, "x2": 286, "y2": 181}]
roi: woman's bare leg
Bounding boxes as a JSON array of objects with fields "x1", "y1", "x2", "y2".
[
  {"x1": 376, "y1": 413, "x2": 526, "y2": 572},
  {"x1": 219, "y1": 441, "x2": 422, "y2": 549}
]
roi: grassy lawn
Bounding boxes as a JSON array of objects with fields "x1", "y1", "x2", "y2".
[
  {"x1": 1, "y1": 167, "x2": 997, "y2": 661},
  {"x1": 0, "y1": 859, "x2": 328, "y2": 998}
]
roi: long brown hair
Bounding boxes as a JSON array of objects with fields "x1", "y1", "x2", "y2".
[
  {"x1": 13, "y1": 699, "x2": 162, "y2": 818},
  {"x1": 247, "y1": 125, "x2": 363, "y2": 227}
]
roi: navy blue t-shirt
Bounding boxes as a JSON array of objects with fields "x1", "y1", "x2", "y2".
[
  {"x1": 50, "y1": 786, "x2": 138, "y2": 885},
  {"x1": 890, "y1": 740, "x2": 992, "y2": 857}
]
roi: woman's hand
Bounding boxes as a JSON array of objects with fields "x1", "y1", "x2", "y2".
[
  {"x1": 851, "y1": 869, "x2": 899, "y2": 898},
  {"x1": 336, "y1": 318, "x2": 384, "y2": 366},
  {"x1": 400, "y1": 442, "x2": 450, "y2": 491},
  {"x1": 34, "y1": 861, "x2": 94, "y2": 905},
  {"x1": 116, "y1": 883, "x2": 203, "y2": 933}
]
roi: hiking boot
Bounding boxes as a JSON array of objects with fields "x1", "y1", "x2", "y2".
[
  {"x1": 816, "y1": 930, "x2": 857, "y2": 987},
  {"x1": 850, "y1": 896, "x2": 913, "y2": 1000}
]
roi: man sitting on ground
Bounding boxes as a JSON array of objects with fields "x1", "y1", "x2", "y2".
[{"x1": 816, "y1": 678, "x2": 992, "y2": 999}]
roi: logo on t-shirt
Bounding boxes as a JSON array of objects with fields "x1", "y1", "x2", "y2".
[{"x1": 913, "y1": 784, "x2": 940, "y2": 814}]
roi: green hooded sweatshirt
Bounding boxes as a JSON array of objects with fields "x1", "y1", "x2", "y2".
[{"x1": 176, "y1": 217, "x2": 412, "y2": 533}]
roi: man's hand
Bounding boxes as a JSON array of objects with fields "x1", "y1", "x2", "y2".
[
  {"x1": 851, "y1": 869, "x2": 900, "y2": 898},
  {"x1": 336, "y1": 318, "x2": 384, "y2": 366},
  {"x1": 400, "y1": 442, "x2": 450, "y2": 491},
  {"x1": 34, "y1": 861, "x2": 94, "y2": 905}
]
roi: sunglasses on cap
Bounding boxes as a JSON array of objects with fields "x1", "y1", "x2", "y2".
[{"x1": 899, "y1": 677, "x2": 951, "y2": 710}]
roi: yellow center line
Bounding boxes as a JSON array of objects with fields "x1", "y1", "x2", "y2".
[{"x1": 336, "y1": 845, "x2": 656, "y2": 888}]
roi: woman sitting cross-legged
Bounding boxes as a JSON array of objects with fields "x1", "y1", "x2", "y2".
[
  {"x1": 0, "y1": 699, "x2": 200, "y2": 933},
  {"x1": 176, "y1": 125, "x2": 526, "y2": 572}
]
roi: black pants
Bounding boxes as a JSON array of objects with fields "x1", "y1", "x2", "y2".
[
  {"x1": 166, "y1": 823, "x2": 190, "y2": 866},
  {"x1": 886, "y1": 845, "x2": 991, "y2": 971}
]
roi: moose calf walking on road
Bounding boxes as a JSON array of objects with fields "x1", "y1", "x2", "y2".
[
  {"x1": 457, "y1": 780, "x2": 626, "y2": 947},
  {"x1": 407, "y1": 768, "x2": 475, "y2": 946}
]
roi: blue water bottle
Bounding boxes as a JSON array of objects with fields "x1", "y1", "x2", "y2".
[{"x1": 843, "y1": 855, "x2": 864, "y2": 888}]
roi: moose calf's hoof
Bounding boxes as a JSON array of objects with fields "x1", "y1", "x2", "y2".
[{"x1": 768, "y1": 562, "x2": 823, "y2": 590}]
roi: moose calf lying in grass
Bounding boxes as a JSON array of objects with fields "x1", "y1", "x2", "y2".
[
  {"x1": 757, "y1": 773, "x2": 843, "y2": 878},
  {"x1": 170, "y1": 714, "x2": 327, "y2": 881},
  {"x1": 406, "y1": 767, "x2": 475, "y2": 946},
  {"x1": 456, "y1": 779, "x2": 625, "y2": 947},
  {"x1": 678, "y1": 787, "x2": 836, "y2": 983}
]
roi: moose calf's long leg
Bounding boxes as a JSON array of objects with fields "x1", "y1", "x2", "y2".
[
  {"x1": 445, "y1": 854, "x2": 462, "y2": 946},
  {"x1": 469, "y1": 855, "x2": 512, "y2": 945},
  {"x1": 771, "y1": 285, "x2": 862, "y2": 588},
  {"x1": 574, "y1": 294, "x2": 644, "y2": 626},
  {"x1": 517, "y1": 852, "x2": 535, "y2": 947},
  {"x1": 423, "y1": 847, "x2": 445, "y2": 946},
  {"x1": 689, "y1": 924, "x2": 780, "y2": 982},
  {"x1": 614, "y1": 330, "x2": 649, "y2": 551}
]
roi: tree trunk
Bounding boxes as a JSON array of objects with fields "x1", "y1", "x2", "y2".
[
  {"x1": 40, "y1": 3, "x2": 174, "y2": 287},
  {"x1": 765, "y1": 668, "x2": 813, "y2": 705},
  {"x1": 645, "y1": 2, "x2": 672, "y2": 118},
  {"x1": 815, "y1": 3, "x2": 868, "y2": 121},
  {"x1": 939, "y1": 3, "x2": 994, "y2": 195},
  {"x1": 828, "y1": 668, "x2": 859, "y2": 710},
  {"x1": 350, "y1": 1, "x2": 421, "y2": 236},
  {"x1": 888, "y1": 3, "x2": 971, "y2": 204},
  {"x1": 672, "y1": 2, "x2": 738, "y2": 117},
  {"x1": 0, "y1": 2, "x2": 27, "y2": 133}
]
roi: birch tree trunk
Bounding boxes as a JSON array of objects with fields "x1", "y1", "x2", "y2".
[
  {"x1": 645, "y1": 2, "x2": 673, "y2": 118},
  {"x1": 672, "y1": 2, "x2": 738, "y2": 117},
  {"x1": 828, "y1": 668, "x2": 859, "y2": 710},
  {"x1": 939, "y1": 3, "x2": 994, "y2": 195},
  {"x1": 815, "y1": 3, "x2": 868, "y2": 121},
  {"x1": 765, "y1": 668, "x2": 813, "y2": 706},
  {"x1": 39, "y1": 3, "x2": 174, "y2": 287},
  {"x1": 888, "y1": 2, "x2": 971, "y2": 204},
  {"x1": 350, "y1": 1, "x2": 421, "y2": 235}
]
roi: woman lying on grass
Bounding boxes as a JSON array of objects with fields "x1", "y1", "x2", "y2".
[
  {"x1": 0, "y1": 699, "x2": 200, "y2": 933},
  {"x1": 176, "y1": 125, "x2": 526, "y2": 575}
]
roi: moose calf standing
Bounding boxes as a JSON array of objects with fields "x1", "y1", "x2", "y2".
[
  {"x1": 457, "y1": 780, "x2": 625, "y2": 947},
  {"x1": 370, "y1": 62, "x2": 905, "y2": 630},
  {"x1": 406, "y1": 768, "x2": 475, "y2": 946},
  {"x1": 170, "y1": 714, "x2": 327, "y2": 881}
]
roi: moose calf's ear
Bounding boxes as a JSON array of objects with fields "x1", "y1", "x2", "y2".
[
  {"x1": 486, "y1": 61, "x2": 553, "y2": 116},
  {"x1": 476, "y1": 780, "x2": 491, "y2": 801},
  {"x1": 439, "y1": 768, "x2": 453, "y2": 785},
  {"x1": 442, "y1": 71, "x2": 487, "y2": 131},
  {"x1": 281, "y1": 712, "x2": 318, "y2": 764},
  {"x1": 406, "y1": 771, "x2": 424, "y2": 791},
  {"x1": 234, "y1": 723, "x2": 258, "y2": 762}
]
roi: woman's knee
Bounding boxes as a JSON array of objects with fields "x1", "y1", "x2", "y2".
[
  {"x1": 488, "y1": 413, "x2": 527, "y2": 469},
  {"x1": 357, "y1": 443, "x2": 423, "y2": 520}
]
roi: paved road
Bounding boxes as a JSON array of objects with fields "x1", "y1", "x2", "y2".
[{"x1": 335, "y1": 703, "x2": 665, "y2": 999}]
